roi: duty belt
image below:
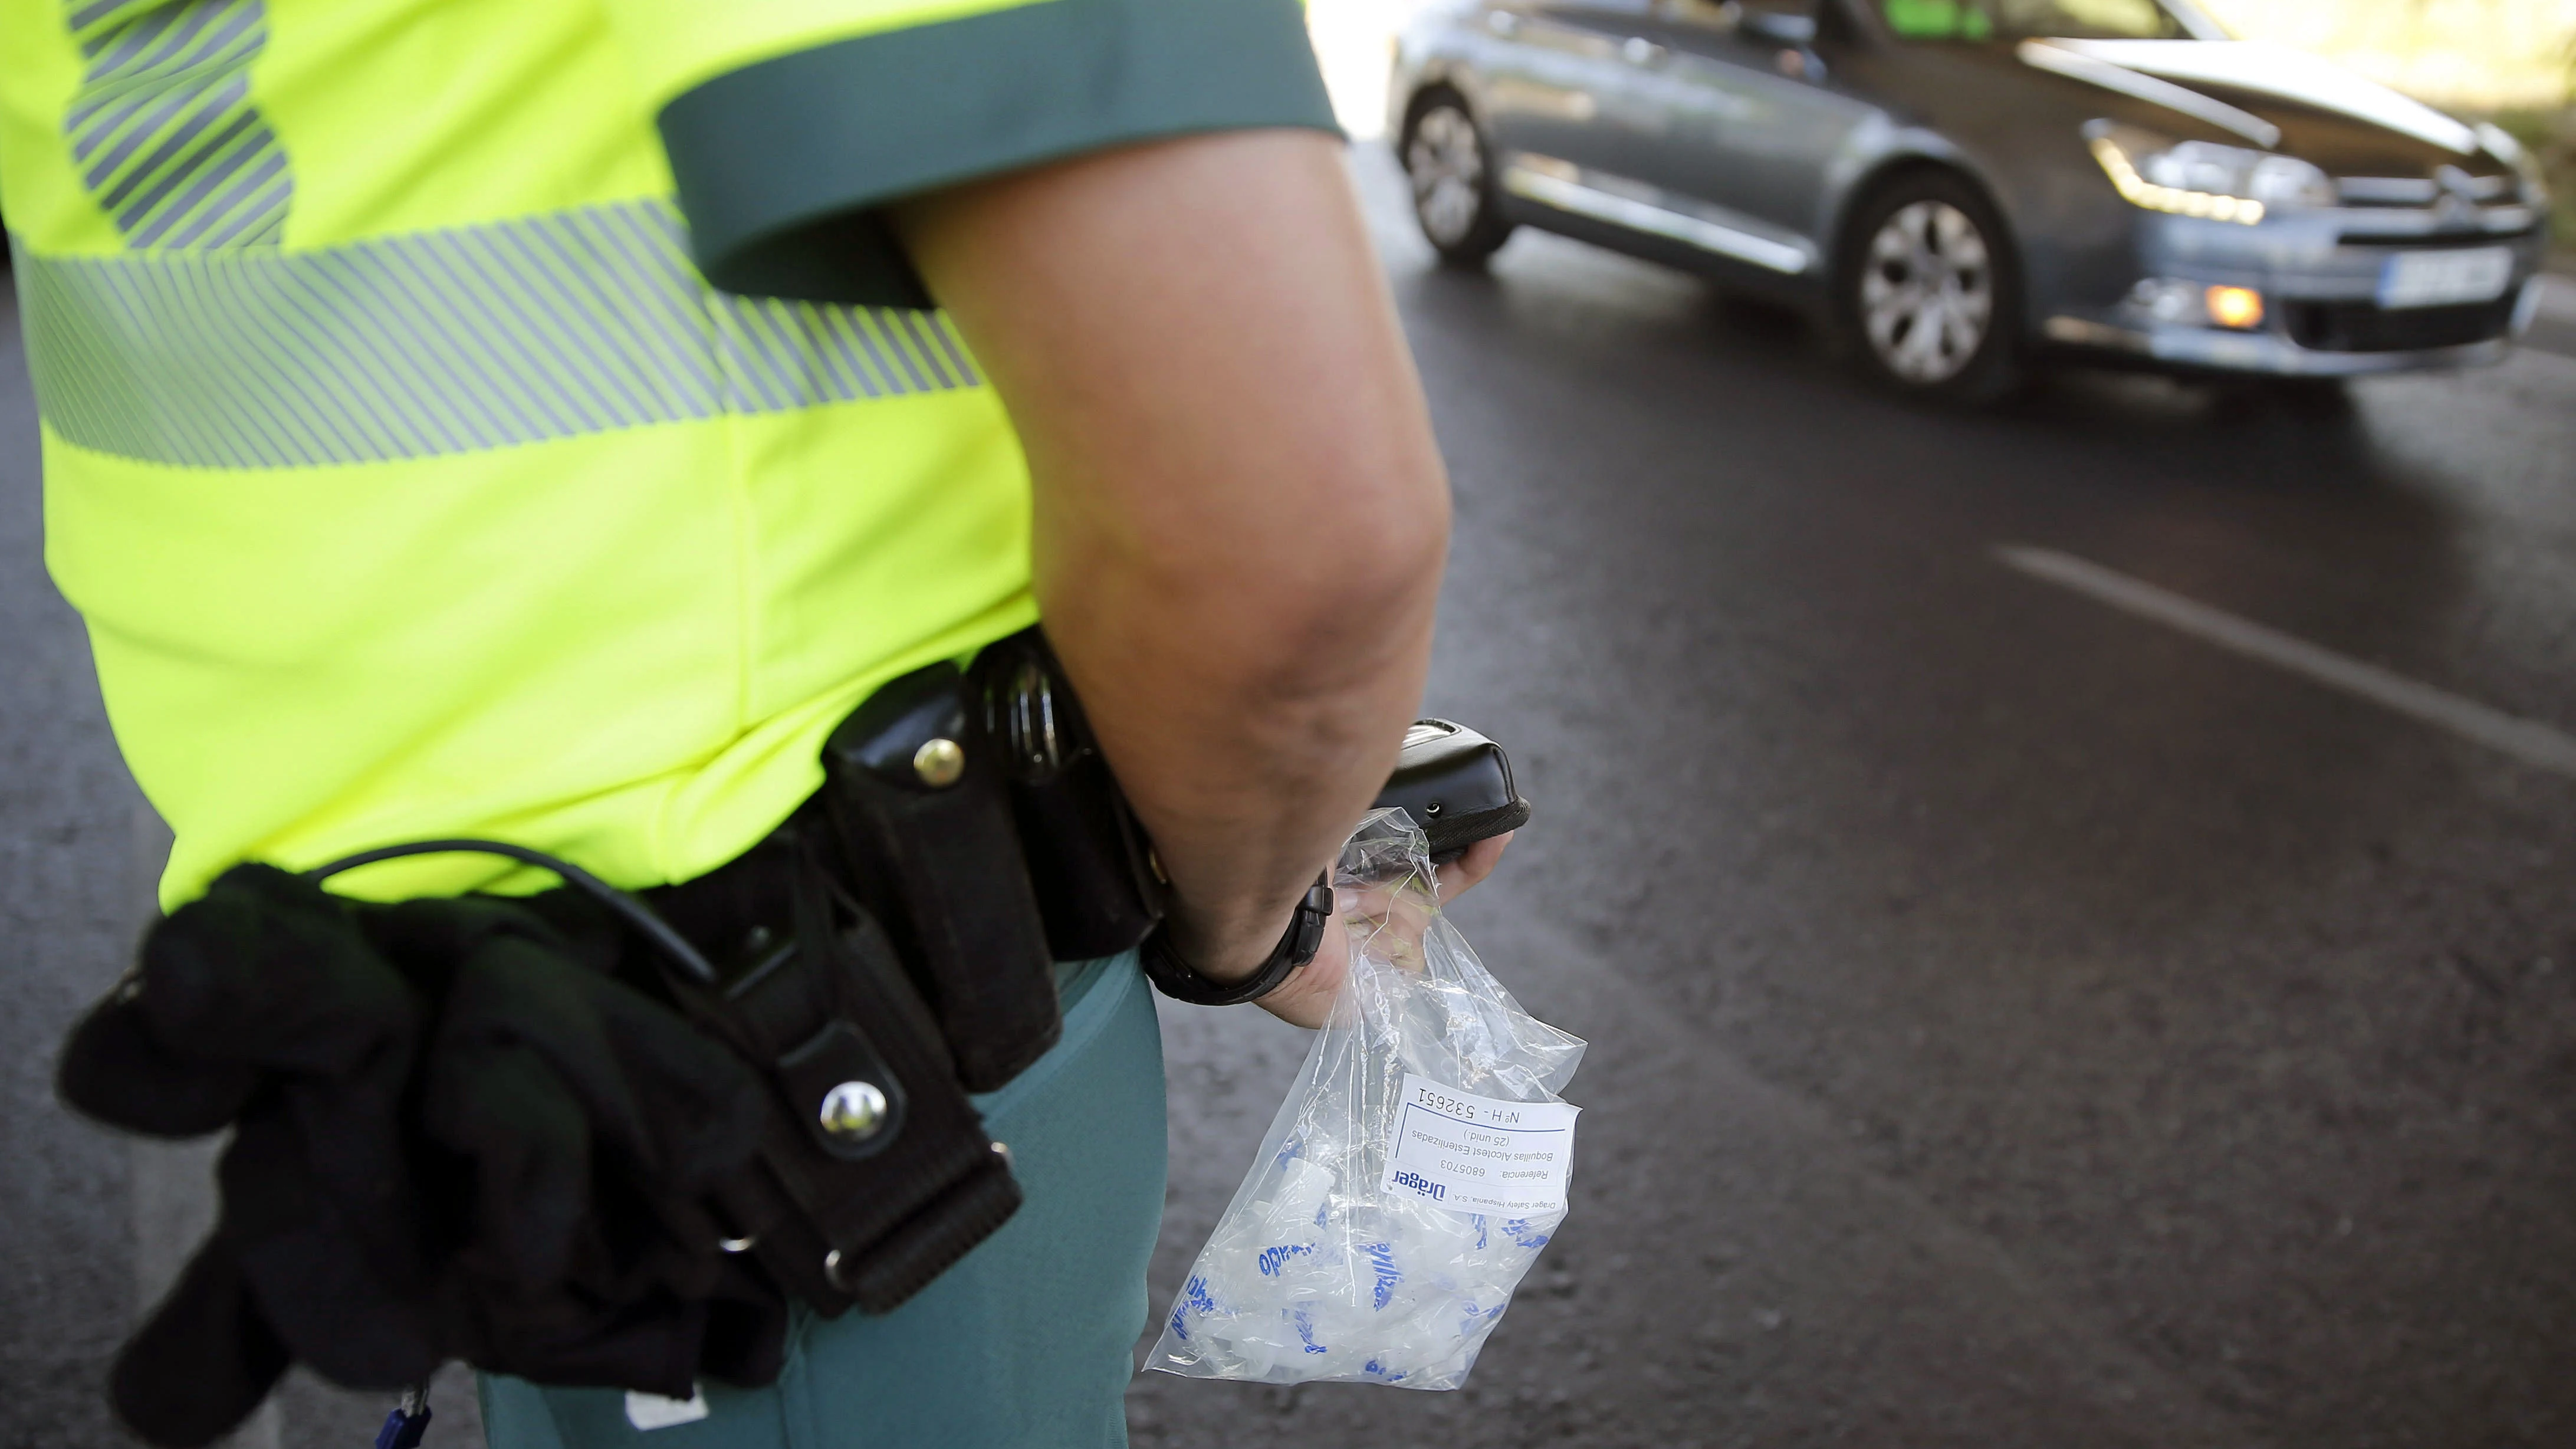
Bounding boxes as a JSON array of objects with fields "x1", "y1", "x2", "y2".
[{"x1": 55, "y1": 623, "x2": 1530, "y2": 1446}]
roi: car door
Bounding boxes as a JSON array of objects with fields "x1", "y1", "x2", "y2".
[
  {"x1": 1626, "y1": 0, "x2": 1879, "y2": 278},
  {"x1": 1473, "y1": 0, "x2": 1671, "y2": 191}
]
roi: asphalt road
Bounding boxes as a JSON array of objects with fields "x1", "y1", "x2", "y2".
[{"x1": 8, "y1": 147, "x2": 2576, "y2": 1449}]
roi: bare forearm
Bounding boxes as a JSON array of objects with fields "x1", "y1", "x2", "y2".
[
  {"x1": 898, "y1": 130, "x2": 1449, "y2": 978},
  {"x1": 1043, "y1": 541, "x2": 1438, "y2": 977}
]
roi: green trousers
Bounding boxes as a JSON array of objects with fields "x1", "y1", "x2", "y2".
[{"x1": 480, "y1": 952, "x2": 1167, "y2": 1449}]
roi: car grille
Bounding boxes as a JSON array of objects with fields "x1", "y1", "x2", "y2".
[
  {"x1": 2336, "y1": 173, "x2": 2516, "y2": 207},
  {"x1": 2330, "y1": 172, "x2": 2532, "y2": 245},
  {"x1": 2281, "y1": 297, "x2": 2518, "y2": 353},
  {"x1": 2338, "y1": 224, "x2": 2542, "y2": 247}
]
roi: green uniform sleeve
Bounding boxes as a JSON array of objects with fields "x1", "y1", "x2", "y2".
[{"x1": 616, "y1": 0, "x2": 1339, "y2": 305}]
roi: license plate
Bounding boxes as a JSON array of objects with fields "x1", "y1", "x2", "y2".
[{"x1": 2378, "y1": 247, "x2": 2513, "y2": 310}]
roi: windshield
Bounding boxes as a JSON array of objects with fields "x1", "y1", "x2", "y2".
[{"x1": 1880, "y1": 0, "x2": 2195, "y2": 40}]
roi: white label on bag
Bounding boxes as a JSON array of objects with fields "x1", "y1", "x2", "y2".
[{"x1": 1379, "y1": 1073, "x2": 1580, "y2": 1215}]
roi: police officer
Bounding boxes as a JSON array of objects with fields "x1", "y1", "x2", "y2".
[{"x1": 4, "y1": 0, "x2": 1511, "y2": 1443}]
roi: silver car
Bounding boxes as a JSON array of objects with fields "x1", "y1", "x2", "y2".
[{"x1": 1391, "y1": 0, "x2": 2553, "y2": 401}]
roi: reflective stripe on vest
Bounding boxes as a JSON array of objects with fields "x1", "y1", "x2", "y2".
[
  {"x1": 63, "y1": 0, "x2": 293, "y2": 250},
  {"x1": 15, "y1": 198, "x2": 983, "y2": 468}
]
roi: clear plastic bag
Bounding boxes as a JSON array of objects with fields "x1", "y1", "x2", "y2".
[{"x1": 1146, "y1": 809, "x2": 1586, "y2": 1389}]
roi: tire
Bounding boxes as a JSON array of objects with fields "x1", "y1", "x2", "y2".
[
  {"x1": 1836, "y1": 170, "x2": 2023, "y2": 404},
  {"x1": 1401, "y1": 91, "x2": 1514, "y2": 268}
]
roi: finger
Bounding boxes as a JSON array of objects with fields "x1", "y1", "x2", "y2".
[
  {"x1": 420, "y1": 1033, "x2": 596, "y2": 1287},
  {"x1": 56, "y1": 991, "x2": 259, "y2": 1138},
  {"x1": 1432, "y1": 830, "x2": 1515, "y2": 902},
  {"x1": 217, "y1": 1108, "x2": 442, "y2": 1388},
  {"x1": 111, "y1": 1237, "x2": 290, "y2": 1449}
]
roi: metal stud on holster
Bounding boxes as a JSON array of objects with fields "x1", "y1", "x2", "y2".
[{"x1": 820, "y1": 663, "x2": 1064, "y2": 1093}]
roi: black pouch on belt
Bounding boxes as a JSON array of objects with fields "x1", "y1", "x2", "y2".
[
  {"x1": 654, "y1": 830, "x2": 1021, "y2": 1316},
  {"x1": 819, "y1": 660, "x2": 1062, "y2": 1093},
  {"x1": 971, "y1": 629, "x2": 1166, "y2": 962}
]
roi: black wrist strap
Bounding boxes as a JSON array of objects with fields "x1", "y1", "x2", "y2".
[{"x1": 1139, "y1": 876, "x2": 1335, "y2": 1006}]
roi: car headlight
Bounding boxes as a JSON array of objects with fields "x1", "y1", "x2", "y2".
[{"x1": 2084, "y1": 123, "x2": 2334, "y2": 225}]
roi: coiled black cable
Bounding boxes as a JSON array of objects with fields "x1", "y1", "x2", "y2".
[{"x1": 303, "y1": 837, "x2": 719, "y2": 985}]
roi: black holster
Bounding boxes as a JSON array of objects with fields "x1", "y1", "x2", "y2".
[
  {"x1": 648, "y1": 627, "x2": 1167, "y2": 1315},
  {"x1": 652, "y1": 833, "x2": 1021, "y2": 1316},
  {"x1": 971, "y1": 630, "x2": 1166, "y2": 962},
  {"x1": 819, "y1": 659, "x2": 1061, "y2": 1092}
]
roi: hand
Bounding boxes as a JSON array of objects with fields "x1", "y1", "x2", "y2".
[
  {"x1": 1254, "y1": 832, "x2": 1514, "y2": 1029},
  {"x1": 1432, "y1": 830, "x2": 1513, "y2": 902}
]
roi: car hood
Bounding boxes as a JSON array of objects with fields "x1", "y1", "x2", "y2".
[{"x1": 2016, "y1": 38, "x2": 2496, "y2": 175}]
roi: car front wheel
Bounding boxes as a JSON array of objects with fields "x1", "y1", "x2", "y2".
[
  {"x1": 1402, "y1": 93, "x2": 1514, "y2": 267},
  {"x1": 1838, "y1": 172, "x2": 2022, "y2": 403}
]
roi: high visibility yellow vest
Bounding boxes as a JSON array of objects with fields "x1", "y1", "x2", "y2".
[{"x1": 0, "y1": 0, "x2": 1332, "y2": 906}]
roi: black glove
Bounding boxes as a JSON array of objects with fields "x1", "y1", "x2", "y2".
[
  {"x1": 397, "y1": 903, "x2": 782, "y2": 1394},
  {"x1": 60, "y1": 864, "x2": 440, "y2": 1444},
  {"x1": 57, "y1": 866, "x2": 788, "y2": 1448},
  {"x1": 59, "y1": 863, "x2": 418, "y2": 1139},
  {"x1": 104, "y1": 1231, "x2": 290, "y2": 1448}
]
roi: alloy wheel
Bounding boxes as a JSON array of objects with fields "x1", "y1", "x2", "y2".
[
  {"x1": 1859, "y1": 200, "x2": 1994, "y2": 385},
  {"x1": 1408, "y1": 104, "x2": 1489, "y2": 249}
]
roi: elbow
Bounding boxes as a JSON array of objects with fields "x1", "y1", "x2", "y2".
[
  {"x1": 1337, "y1": 462, "x2": 1453, "y2": 610},
  {"x1": 1260, "y1": 456, "x2": 1452, "y2": 668},
  {"x1": 1037, "y1": 439, "x2": 1453, "y2": 693}
]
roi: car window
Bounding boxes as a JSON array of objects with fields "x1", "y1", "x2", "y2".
[
  {"x1": 1524, "y1": 0, "x2": 1657, "y2": 41},
  {"x1": 1655, "y1": 0, "x2": 1816, "y2": 38},
  {"x1": 1879, "y1": 0, "x2": 2190, "y2": 40},
  {"x1": 1540, "y1": 0, "x2": 1658, "y2": 17},
  {"x1": 1658, "y1": 0, "x2": 1745, "y2": 31}
]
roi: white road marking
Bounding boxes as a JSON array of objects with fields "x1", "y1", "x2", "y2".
[{"x1": 1996, "y1": 545, "x2": 2576, "y2": 780}]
